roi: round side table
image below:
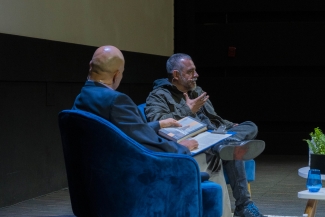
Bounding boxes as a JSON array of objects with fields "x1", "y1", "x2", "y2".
[{"x1": 298, "y1": 166, "x2": 325, "y2": 217}]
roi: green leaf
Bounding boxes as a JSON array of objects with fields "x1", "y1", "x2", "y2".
[{"x1": 304, "y1": 127, "x2": 325, "y2": 154}]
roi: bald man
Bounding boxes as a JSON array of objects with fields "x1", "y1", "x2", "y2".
[{"x1": 72, "y1": 45, "x2": 198, "y2": 153}]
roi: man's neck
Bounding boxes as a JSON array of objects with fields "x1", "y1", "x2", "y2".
[
  {"x1": 88, "y1": 76, "x2": 113, "y2": 89},
  {"x1": 173, "y1": 83, "x2": 189, "y2": 93},
  {"x1": 169, "y1": 79, "x2": 188, "y2": 93}
]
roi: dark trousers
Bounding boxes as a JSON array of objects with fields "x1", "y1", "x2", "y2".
[{"x1": 223, "y1": 121, "x2": 258, "y2": 206}]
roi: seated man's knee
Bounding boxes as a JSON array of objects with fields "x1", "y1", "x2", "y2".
[{"x1": 239, "y1": 121, "x2": 258, "y2": 138}]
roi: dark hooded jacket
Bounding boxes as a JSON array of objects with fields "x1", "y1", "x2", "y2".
[{"x1": 145, "y1": 78, "x2": 234, "y2": 130}]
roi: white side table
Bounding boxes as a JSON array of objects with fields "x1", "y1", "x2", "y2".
[{"x1": 298, "y1": 167, "x2": 325, "y2": 217}]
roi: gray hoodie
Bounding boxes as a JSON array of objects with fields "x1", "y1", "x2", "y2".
[{"x1": 145, "y1": 78, "x2": 234, "y2": 130}]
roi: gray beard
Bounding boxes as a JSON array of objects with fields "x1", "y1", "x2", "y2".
[
  {"x1": 179, "y1": 75, "x2": 197, "y2": 91},
  {"x1": 190, "y1": 83, "x2": 197, "y2": 91}
]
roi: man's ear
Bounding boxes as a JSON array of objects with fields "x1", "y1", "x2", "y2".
[
  {"x1": 112, "y1": 70, "x2": 120, "y2": 83},
  {"x1": 89, "y1": 61, "x2": 93, "y2": 72},
  {"x1": 172, "y1": 70, "x2": 179, "y2": 80}
]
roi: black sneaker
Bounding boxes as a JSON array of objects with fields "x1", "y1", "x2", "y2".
[{"x1": 234, "y1": 201, "x2": 266, "y2": 217}]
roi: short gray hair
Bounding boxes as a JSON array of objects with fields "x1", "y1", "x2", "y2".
[{"x1": 166, "y1": 53, "x2": 192, "y2": 75}]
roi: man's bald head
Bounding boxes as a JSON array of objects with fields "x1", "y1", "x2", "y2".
[
  {"x1": 90, "y1": 45, "x2": 124, "y2": 74},
  {"x1": 88, "y1": 45, "x2": 125, "y2": 90}
]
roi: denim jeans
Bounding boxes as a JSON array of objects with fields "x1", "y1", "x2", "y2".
[{"x1": 223, "y1": 121, "x2": 258, "y2": 207}]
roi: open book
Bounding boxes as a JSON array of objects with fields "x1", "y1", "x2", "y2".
[
  {"x1": 158, "y1": 116, "x2": 207, "y2": 142},
  {"x1": 158, "y1": 116, "x2": 233, "y2": 155}
]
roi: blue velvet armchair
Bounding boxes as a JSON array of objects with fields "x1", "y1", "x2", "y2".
[
  {"x1": 137, "y1": 103, "x2": 256, "y2": 195},
  {"x1": 58, "y1": 110, "x2": 223, "y2": 217}
]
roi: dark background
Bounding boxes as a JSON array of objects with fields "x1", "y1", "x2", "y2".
[
  {"x1": 1, "y1": 0, "x2": 324, "y2": 207},
  {"x1": 174, "y1": 0, "x2": 325, "y2": 156}
]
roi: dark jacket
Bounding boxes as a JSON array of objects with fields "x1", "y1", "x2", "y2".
[
  {"x1": 145, "y1": 78, "x2": 234, "y2": 130},
  {"x1": 72, "y1": 80, "x2": 190, "y2": 154}
]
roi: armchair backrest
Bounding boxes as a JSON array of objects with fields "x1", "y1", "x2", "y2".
[
  {"x1": 58, "y1": 110, "x2": 203, "y2": 217},
  {"x1": 137, "y1": 103, "x2": 148, "y2": 121}
]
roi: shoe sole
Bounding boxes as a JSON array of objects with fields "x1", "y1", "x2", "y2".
[{"x1": 219, "y1": 140, "x2": 265, "y2": 161}]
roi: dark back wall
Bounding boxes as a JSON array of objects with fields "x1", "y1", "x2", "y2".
[
  {"x1": 0, "y1": 33, "x2": 167, "y2": 207},
  {"x1": 175, "y1": 0, "x2": 325, "y2": 156}
]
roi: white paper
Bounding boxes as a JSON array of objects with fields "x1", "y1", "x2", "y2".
[{"x1": 190, "y1": 132, "x2": 232, "y2": 155}]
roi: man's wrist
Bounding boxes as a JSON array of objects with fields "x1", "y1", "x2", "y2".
[
  {"x1": 159, "y1": 120, "x2": 165, "y2": 128},
  {"x1": 184, "y1": 104, "x2": 195, "y2": 115}
]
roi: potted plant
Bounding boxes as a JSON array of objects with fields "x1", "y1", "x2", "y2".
[{"x1": 304, "y1": 127, "x2": 325, "y2": 174}]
